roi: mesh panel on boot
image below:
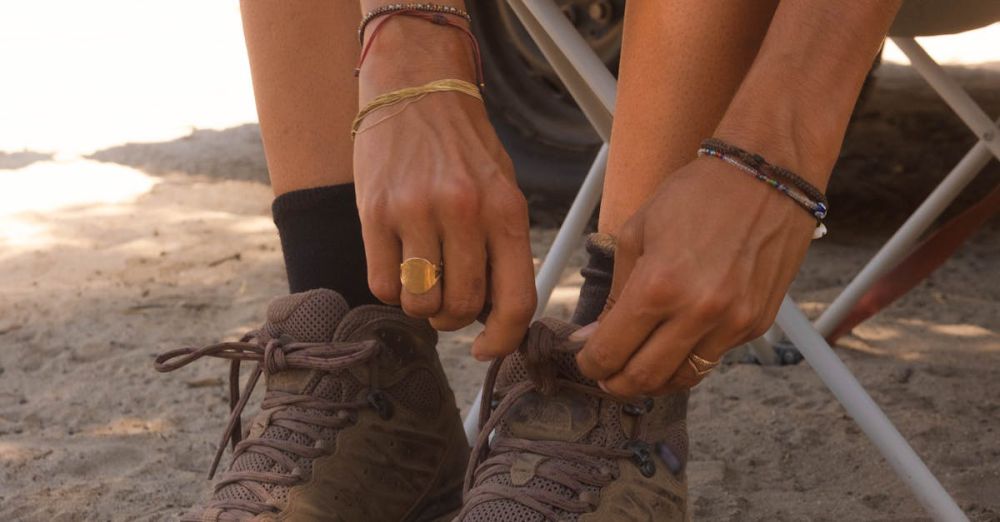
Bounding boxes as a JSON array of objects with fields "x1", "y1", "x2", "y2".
[
  {"x1": 214, "y1": 290, "x2": 357, "y2": 505},
  {"x1": 385, "y1": 368, "x2": 441, "y2": 417},
  {"x1": 464, "y1": 319, "x2": 688, "y2": 521},
  {"x1": 264, "y1": 288, "x2": 349, "y2": 343},
  {"x1": 216, "y1": 368, "x2": 365, "y2": 504}
]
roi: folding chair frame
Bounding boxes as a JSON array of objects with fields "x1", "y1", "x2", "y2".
[
  {"x1": 463, "y1": 3, "x2": 982, "y2": 520},
  {"x1": 814, "y1": 37, "x2": 1000, "y2": 336}
]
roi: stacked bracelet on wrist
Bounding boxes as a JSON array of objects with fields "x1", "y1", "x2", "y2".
[
  {"x1": 358, "y1": 3, "x2": 472, "y2": 44},
  {"x1": 697, "y1": 138, "x2": 829, "y2": 239},
  {"x1": 352, "y1": 3, "x2": 486, "y2": 138}
]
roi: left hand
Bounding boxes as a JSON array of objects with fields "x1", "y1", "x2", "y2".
[{"x1": 573, "y1": 156, "x2": 816, "y2": 397}]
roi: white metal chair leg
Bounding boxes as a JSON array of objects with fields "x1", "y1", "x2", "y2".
[
  {"x1": 815, "y1": 119, "x2": 999, "y2": 336},
  {"x1": 814, "y1": 38, "x2": 1000, "y2": 336},
  {"x1": 504, "y1": 0, "x2": 616, "y2": 141},
  {"x1": 893, "y1": 38, "x2": 1000, "y2": 159},
  {"x1": 779, "y1": 296, "x2": 968, "y2": 521},
  {"x1": 460, "y1": 3, "x2": 969, "y2": 519}
]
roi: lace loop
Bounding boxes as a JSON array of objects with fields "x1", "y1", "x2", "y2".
[
  {"x1": 154, "y1": 332, "x2": 384, "y2": 515},
  {"x1": 460, "y1": 324, "x2": 647, "y2": 521}
]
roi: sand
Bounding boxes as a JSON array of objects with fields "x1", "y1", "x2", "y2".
[{"x1": 1, "y1": 56, "x2": 999, "y2": 522}]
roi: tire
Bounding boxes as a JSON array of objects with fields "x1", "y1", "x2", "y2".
[
  {"x1": 468, "y1": 0, "x2": 624, "y2": 200},
  {"x1": 468, "y1": 1, "x2": 880, "y2": 200}
]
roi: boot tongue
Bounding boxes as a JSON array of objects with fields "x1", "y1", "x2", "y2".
[
  {"x1": 261, "y1": 289, "x2": 350, "y2": 392},
  {"x1": 496, "y1": 319, "x2": 603, "y2": 443}
]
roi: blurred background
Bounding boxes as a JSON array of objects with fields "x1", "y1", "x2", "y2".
[{"x1": 1, "y1": 2, "x2": 998, "y2": 520}]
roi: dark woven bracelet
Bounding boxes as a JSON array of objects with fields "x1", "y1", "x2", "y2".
[
  {"x1": 358, "y1": 3, "x2": 472, "y2": 44},
  {"x1": 700, "y1": 138, "x2": 827, "y2": 208},
  {"x1": 698, "y1": 138, "x2": 829, "y2": 238}
]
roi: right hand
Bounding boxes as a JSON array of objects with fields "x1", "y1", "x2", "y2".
[{"x1": 353, "y1": 17, "x2": 536, "y2": 359}]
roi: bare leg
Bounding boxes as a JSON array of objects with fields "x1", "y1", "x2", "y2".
[
  {"x1": 599, "y1": 0, "x2": 778, "y2": 233},
  {"x1": 240, "y1": 0, "x2": 360, "y2": 196}
]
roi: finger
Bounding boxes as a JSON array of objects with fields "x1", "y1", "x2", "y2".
[
  {"x1": 576, "y1": 260, "x2": 666, "y2": 381},
  {"x1": 472, "y1": 204, "x2": 535, "y2": 360},
  {"x1": 652, "y1": 358, "x2": 703, "y2": 396},
  {"x1": 398, "y1": 224, "x2": 443, "y2": 318},
  {"x1": 652, "y1": 314, "x2": 741, "y2": 395},
  {"x1": 360, "y1": 219, "x2": 403, "y2": 305},
  {"x1": 430, "y1": 222, "x2": 487, "y2": 331},
  {"x1": 599, "y1": 311, "x2": 713, "y2": 398}
]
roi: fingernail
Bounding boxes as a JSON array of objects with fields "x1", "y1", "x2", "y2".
[
  {"x1": 598, "y1": 380, "x2": 610, "y2": 394},
  {"x1": 472, "y1": 332, "x2": 490, "y2": 361},
  {"x1": 569, "y1": 322, "x2": 598, "y2": 342}
]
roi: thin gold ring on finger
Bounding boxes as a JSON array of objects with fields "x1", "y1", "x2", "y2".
[
  {"x1": 687, "y1": 353, "x2": 720, "y2": 377},
  {"x1": 400, "y1": 257, "x2": 443, "y2": 295}
]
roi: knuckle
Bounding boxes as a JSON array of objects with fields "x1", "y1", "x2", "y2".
[
  {"x1": 392, "y1": 192, "x2": 431, "y2": 218},
  {"x1": 589, "y1": 347, "x2": 613, "y2": 371},
  {"x1": 636, "y1": 276, "x2": 676, "y2": 310},
  {"x1": 436, "y1": 181, "x2": 481, "y2": 217},
  {"x1": 630, "y1": 368, "x2": 659, "y2": 391},
  {"x1": 748, "y1": 320, "x2": 771, "y2": 341},
  {"x1": 690, "y1": 294, "x2": 728, "y2": 321},
  {"x1": 489, "y1": 188, "x2": 529, "y2": 219},
  {"x1": 443, "y1": 295, "x2": 482, "y2": 322},
  {"x1": 358, "y1": 192, "x2": 389, "y2": 222},
  {"x1": 429, "y1": 315, "x2": 471, "y2": 332},
  {"x1": 727, "y1": 304, "x2": 758, "y2": 335}
]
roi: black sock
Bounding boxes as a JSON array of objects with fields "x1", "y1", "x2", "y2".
[
  {"x1": 571, "y1": 233, "x2": 616, "y2": 326},
  {"x1": 271, "y1": 184, "x2": 380, "y2": 307}
]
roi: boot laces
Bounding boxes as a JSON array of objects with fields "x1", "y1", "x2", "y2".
[
  {"x1": 459, "y1": 325, "x2": 653, "y2": 521},
  {"x1": 155, "y1": 331, "x2": 385, "y2": 516}
]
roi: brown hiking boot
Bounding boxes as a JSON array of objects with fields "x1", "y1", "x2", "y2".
[
  {"x1": 457, "y1": 318, "x2": 689, "y2": 522},
  {"x1": 155, "y1": 289, "x2": 469, "y2": 521}
]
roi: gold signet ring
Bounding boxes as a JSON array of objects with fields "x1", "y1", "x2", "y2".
[{"x1": 400, "y1": 257, "x2": 442, "y2": 295}]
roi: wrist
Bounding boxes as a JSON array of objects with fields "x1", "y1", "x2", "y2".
[
  {"x1": 358, "y1": 16, "x2": 477, "y2": 99},
  {"x1": 714, "y1": 81, "x2": 838, "y2": 192}
]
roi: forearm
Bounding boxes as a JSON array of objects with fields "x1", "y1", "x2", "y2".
[{"x1": 716, "y1": 0, "x2": 901, "y2": 189}]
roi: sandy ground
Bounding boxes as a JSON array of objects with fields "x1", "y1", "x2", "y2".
[{"x1": 1, "y1": 7, "x2": 999, "y2": 520}]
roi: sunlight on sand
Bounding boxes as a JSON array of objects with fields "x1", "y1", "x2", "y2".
[
  {"x1": 899, "y1": 318, "x2": 998, "y2": 339},
  {"x1": 0, "y1": 160, "x2": 158, "y2": 251},
  {"x1": 87, "y1": 417, "x2": 170, "y2": 437},
  {"x1": 0, "y1": 441, "x2": 51, "y2": 464},
  {"x1": 851, "y1": 324, "x2": 902, "y2": 342},
  {"x1": 929, "y1": 323, "x2": 994, "y2": 338},
  {"x1": 884, "y1": 23, "x2": 1000, "y2": 66}
]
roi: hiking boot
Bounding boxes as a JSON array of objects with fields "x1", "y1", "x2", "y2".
[
  {"x1": 155, "y1": 289, "x2": 469, "y2": 521},
  {"x1": 457, "y1": 318, "x2": 689, "y2": 522}
]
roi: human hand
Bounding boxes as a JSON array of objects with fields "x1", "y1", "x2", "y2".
[
  {"x1": 573, "y1": 156, "x2": 816, "y2": 397},
  {"x1": 354, "y1": 20, "x2": 536, "y2": 359}
]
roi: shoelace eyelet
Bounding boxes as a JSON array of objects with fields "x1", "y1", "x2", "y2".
[
  {"x1": 625, "y1": 440, "x2": 657, "y2": 478},
  {"x1": 367, "y1": 390, "x2": 394, "y2": 420},
  {"x1": 622, "y1": 398, "x2": 654, "y2": 416}
]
